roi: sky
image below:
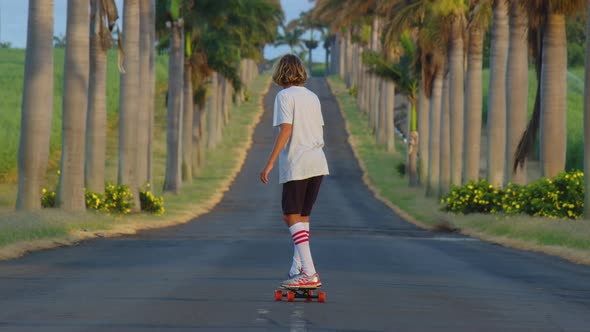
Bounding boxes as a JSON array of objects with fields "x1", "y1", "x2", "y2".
[{"x1": 0, "y1": 0, "x2": 325, "y2": 61}]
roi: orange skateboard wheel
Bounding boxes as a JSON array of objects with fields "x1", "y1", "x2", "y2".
[{"x1": 287, "y1": 291, "x2": 295, "y2": 302}]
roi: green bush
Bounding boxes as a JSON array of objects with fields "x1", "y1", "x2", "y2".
[
  {"x1": 140, "y1": 184, "x2": 165, "y2": 215},
  {"x1": 41, "y1": 188, "x2": 56, "y2": 208},
  {"x1": 348, "y1": 85, "x2": 357, "y2": 98},
  {"x1": 100, "y1": 183, "x2": 134, "y2": 214},
  {"x1": 396, "y1": 162, "x2": 406, "y2": 177},
  {"x1": 83, "y1": 183, "x2": 134, "y2": 214},
  {"x1": 441, "y1": 170, "x2": 584, "y2": 219},
  {"x1": 441, "y1": 179, "x2": 503, "y2": 214}
]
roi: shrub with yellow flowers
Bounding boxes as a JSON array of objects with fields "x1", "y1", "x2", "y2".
[
  {"x1": 100, "y1": 183, "x2": 134, "y2": 214},
  {"x1": 41, "y1": 188, "x2": 56, "y2": 208},
  {"x1": 441, "y1": 170, "x2": 584, "y2": 219},
  {"x1": 84, "y1": 183, "x2": 134, "y2": 215},
  {"x1": 518, "y1": 170, "x2": 584, "y2": 219},
  {"x1": 139, "y1": 183, "x2": 165, "y2": 215},
  {"x1": 441, "y1": 179, "x2": 503, "y2": 214}
]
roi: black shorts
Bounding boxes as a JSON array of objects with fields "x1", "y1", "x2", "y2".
[{"x1": 282, "y1": 176, "x2": 323, "y2": 217}]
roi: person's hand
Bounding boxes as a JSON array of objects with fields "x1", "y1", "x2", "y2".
[{"x1": 260, "y1": 162, "x2": 273, "y2": 184}]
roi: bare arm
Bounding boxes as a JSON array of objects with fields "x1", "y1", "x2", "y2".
[{"x1": 260, "y1": 123, "x2": 292, "y2": 184}]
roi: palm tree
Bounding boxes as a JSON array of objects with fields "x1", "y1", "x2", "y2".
[
  {"x1": 274, "y1": 22, "x2": 305, "y2": 54},
  {"x1": 433, "y1": 1, "x2": 468, "y2": 187},
  {"x1": 379, "y1": 0, "x2": 431, "y2": 186},
  {"x1": 426, "y1": 59, "x2": 444, "y2": 197},
  {"x1": 536, "y1": 1, "x2": 584, "y2": 177},
  {"x1": 86, "y1": 0, "x2": 118, "y2": 194},
  {"x1": 182, "y1": 32, "x2": 194, "y2": 183},
  {"x1": 514, "y1": 1, "x2": 585, "y2": 178},
  {"x1": 163, "y1": 2, "x2": 184, "y2": 193},
  {"x1": 117, "y1": 0, "x2": 142, "y2": 207},
  {"x1": 439, "y1": 71, "x2": 451, "y2": 197},
  {"x1": 505, "y1": 0, "x2": 528, "y2": 185},
  {"x1": 363, "y1": 33, "x2": 420, "y2": 185},
  {"x1": 16, "y1": 0, "x2": 55, "y2": 210},
  {"x1": 57, "y1": 0, "x2": 90, "y2": 211},
  {"x1": 207, "y1": 72, "x2": 219, "y2": 149},
  {"x1": 463, "y1": 0, "x2": 491, "y2": 183},
  {"x1": 486, "y1": 0, "x2": 509, "y2": 188},
  {"x1": 147, "y1": 0, "x2": 156, "y2": 185},
  {"x1": 137, "y1": 0, "x2": 154, "y2": 188},
  {"x1": 584, "y1": 0, "x2": 590, "y2": 219}
]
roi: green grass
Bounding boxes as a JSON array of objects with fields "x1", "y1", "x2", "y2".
[
  {"x1": 311, "y1": 62, "x2": 327, "y2": 77},
  {"x1": 481, "y1": 67, "x2": 584, "y2": 170},
  {"x1": 328, "y1": 75, "x2": 590, "y2": 260},
  {"x1": 0, "y1": 47, "x2": 270, "y2": 254}
]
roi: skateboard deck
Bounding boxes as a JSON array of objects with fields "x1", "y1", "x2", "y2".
[{"x1": 274, "y1": 285, "x2": 326, "y2": 303}]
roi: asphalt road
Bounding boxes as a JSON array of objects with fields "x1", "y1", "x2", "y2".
[{"x1": 0, "y1": 78, "x2": 589, "y2": 331}]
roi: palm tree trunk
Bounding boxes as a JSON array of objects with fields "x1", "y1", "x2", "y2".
[
  {"x1": 16, "y1": 0, "x2": 54, "y2": 210},
  {"x1": 505, "y1": 1, "x2": 528, "y2": 185},
  {"x1": 182, "y1": 62, "x2": 193, "y2": 183},
  {"x1": 207, "y1": 72, "x2": 219, "y2": 148},
  {"x1": 308, "y1": 47, "x2": 313, "y2": 75},
  {"x1": 376, "y1": 80, "x2": 386, "y2": 144},
  {"x1": 198, "y1": 101, "x2": 208, "y2": 168},
  {"x1": 85, "y1": 0, "x2": 108, "y2": 194},
  {"x1": 137, "y1": 0, "x2": 152, "y2": 189},
  {"x1": 426, "y1": 66, "x2": 443, "y2": 197},
  {"x1": 216, "y1": 76, "x2": 225, "y2": 143},
  {"x1": 449, "y1": 17, "x2": 465, "y2": 186},
  {"x1": 463, "y1": 24, "x2": 484, "y2": 183},
  {"x1": 147, "y1": 0, "x2": 156, "y2": 186},
  {"x1": 57, "y1": 0, "x2": 90, "y2": 211},
  {"x1": 408, "y1": 102, "x2": 419, "y2": 187},
  {"x1": 584, "y1": 0, "x2": 590, "y2": 219},
  {"x1": 339, "y1": 33, "x2": 345, "y2": 80},
  {"x1": 351, "y1": 43, "x2": 357, "y2": 87},
  {"x1": 385, "y1": 80, "x2": 396, "y2": 152},
  {"x1": 331, "y1": 34, "x2": 338, "y2": 76},
  {"x1": 345, "y1": 30, "x2": 352, "y2": 88},
  {"x1": 540, "y1": 12, "x2": 567, "y2": 178},
  {"x1": 358, "y1": 47, "x2": 365, "y2": 111},
  {"x1": 439, "y1": 73, "x2": 451, "y2": 198},
  {"x1": 163, "y1": 22, "x2": 184, "y2": 193},
  {"x1": 191, "y1": 103, "x2": 203, "y2": 175},
  {"x1": 418, "y1": 81, "x2": 429, "y2": 185},
  {"x1": 117, "y1": 0, "x2": 141, "y2": 208},
  {"x1": 486, "y1": 0, "x2": 509, "y2": 188},
  {"x1": 223, "y1": 79, "x2": 231, "y2": 125}
]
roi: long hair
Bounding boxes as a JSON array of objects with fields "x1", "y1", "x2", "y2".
[{"x1": 272, "y1": 54, "x2": 307, "y2": 87}]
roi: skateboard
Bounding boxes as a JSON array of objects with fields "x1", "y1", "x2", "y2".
[{"x1": 274, "y1": 286, "x2": 326, "y2": 303}]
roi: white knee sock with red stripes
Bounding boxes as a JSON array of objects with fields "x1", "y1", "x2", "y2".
[
  {"x1": 289, "y1": 222, "x2": 316, "y2": 276},
  {"x1": 289, "y1": 222, "x2": 309, "y2": 276}
]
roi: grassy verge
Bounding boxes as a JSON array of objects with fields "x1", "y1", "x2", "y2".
[
  {"x1": 327, "y1": 75, "x2": 590, "y2": 266},
  {"x1": 0, "y1": 65, "x2": 271, "y2": 260}
]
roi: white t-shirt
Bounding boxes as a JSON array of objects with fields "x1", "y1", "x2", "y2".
[{"x1": 272, "y1": 85, "x2": 330, "y2": 184}]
